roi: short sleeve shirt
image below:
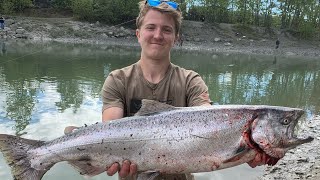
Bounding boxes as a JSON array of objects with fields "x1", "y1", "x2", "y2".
[{"x1": 101, "y1": 62, "x2": 211, "y2": 117}]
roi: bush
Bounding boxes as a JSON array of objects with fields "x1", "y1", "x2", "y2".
[
  {"x1": 71, "y1": 0, "x2": 94, "y2": 21},
  {"x1": 0, "y1": 1, "x2": 14, "y2": 14},
  {"x1": 93, "y1": 0, "x2": 139, "y2": 24},
  {"x1": 298, "y1": 22, "x2": 316, "y2": 39},
  {"x1": 52, "y1": 0, "x2": 72, "y2": 9},
  {"x1": 0, "y1": 0, "x2": 33, "y2": 13}
]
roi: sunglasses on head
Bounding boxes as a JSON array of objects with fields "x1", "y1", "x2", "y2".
[{"x1": 146, "y1": 0, "x2": 179, "y2": 10}]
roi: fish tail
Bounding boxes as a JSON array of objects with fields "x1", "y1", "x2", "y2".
[{"x1": 0, "y1": 134, "x2": 47, "y2": 180}]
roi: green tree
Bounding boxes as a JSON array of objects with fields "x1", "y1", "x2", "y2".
[
  {"x1": 202, "y1": 0, "x2": 230, "y2": 23},
  {"x1": 52, "y1": 0, "x2": 72, "y2": 9},
  {"x1": 71, "y1": 0, "x2": 94, "y2": 21},
  {"x1": 0, "y1": 0, "x2": 33, "y2": 13},
  {"x1": 236, "y1": 0, "x2": 250, "y2": 24},
  {"x1": 93, "y1": 0, "x2": 140, "y2": 24}
]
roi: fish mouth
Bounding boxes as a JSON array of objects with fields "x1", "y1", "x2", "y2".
[
  {"x1": 283, "y1": 110, "x2": 314, "y2": 148},
  {"x1": 283, "y1": 136, "x2": 314, "y2": 148}
]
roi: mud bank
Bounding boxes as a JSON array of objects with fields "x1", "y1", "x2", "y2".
[{"x1": 0, "y1": 17, "x2": 319, "y2": 58}]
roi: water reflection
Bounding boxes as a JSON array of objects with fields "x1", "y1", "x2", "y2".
[
  {"x1": 0, "y1": 41, "x2": 319, "y2": 131},
  {"x1": 0, "y1": 41, "x2": 6, "y2": 55},
  {"x1": 0, "y1": 41, "x2": 319, "y2": 179},
  {"x1": 5, "y1": 81, "x2": 36, "y2": 135},
  {"x1": 172, "y1": 52, "x2": 320, "y2": 116}
]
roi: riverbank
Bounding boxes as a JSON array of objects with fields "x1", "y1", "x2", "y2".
[{"x1": 0, "y1": 16, "x2": 319, "y2": 58}]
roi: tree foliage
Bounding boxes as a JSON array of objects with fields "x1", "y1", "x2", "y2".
[
  {"x1": 1, "y1": 0, "x2": 319, "y2": 39},
  {"x1": 69, "y1": 0, "x2": 140, "y2": 24},
  {"x1": 92, "y1": 0, "x2": 140, "y2": 24},
  {"x1": 0, "y1": 0, "x2": 33, "y2": 13},
  {"x1": 52, "y1": 0, "x2": 72, "y2": 9},
  {"x1": 71, "y1": 0, "x2": 94, "y2": 21},
  {"x1": 185, "y1": 0, "x2": 320, "y2": 38}
]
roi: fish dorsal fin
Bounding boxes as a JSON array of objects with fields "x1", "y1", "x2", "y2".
[{"x1": 134, "y1": 99, "x2": 177, "y2": 116}]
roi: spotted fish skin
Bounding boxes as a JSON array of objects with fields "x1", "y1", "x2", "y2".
[{"x1": 0, "y1": 100, "x2": 313, "y2": 180}]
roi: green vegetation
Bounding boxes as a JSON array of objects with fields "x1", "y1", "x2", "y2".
[
  {"x1": 0, "y1": 0, "x2": 33, "y2": 14},
  {"x1": 0, "y1": 0, "x2": 319, "y2": 39},
  {"x1": 71, "y1": 0, "x2": 94, "y2": 21},
  {"x1": 185, "y1": 0, "x2": 320, "y2": 39}
]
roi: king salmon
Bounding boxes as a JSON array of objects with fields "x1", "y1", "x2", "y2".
[{"x1": 0, "y1": 100, "x2": 314, "y2": 180}]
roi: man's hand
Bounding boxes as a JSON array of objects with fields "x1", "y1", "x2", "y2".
[{"x1": 107, "y1": 160, "x2": 137, "y2": 178}]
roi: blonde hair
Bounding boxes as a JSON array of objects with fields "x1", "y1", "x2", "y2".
[{"x1": 136, "y1": 0, "x2": 182, "y2": 36}]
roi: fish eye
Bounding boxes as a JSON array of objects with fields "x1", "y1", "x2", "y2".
[{"x1": 281, "y1": 118, "x2": 291, "y2": 125}]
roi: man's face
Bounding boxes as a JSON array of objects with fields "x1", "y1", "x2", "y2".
[{"x1": 136, "y1": 9, "x2": 177, "y2": 60}]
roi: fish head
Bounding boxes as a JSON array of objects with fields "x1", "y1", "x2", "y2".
[{"x1": 250, "y1": 106, "x2": 313, "y2": 160}]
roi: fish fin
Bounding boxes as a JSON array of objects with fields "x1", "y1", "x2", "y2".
[
  {"x1": 223, "y1": 145, "x2": 250, "y2": 164},
  {"x1": 138, "y1": 172, "x2": 194, "y2": 180},
  {"x1": 185, "y1": 173, "x2": 195, "y2": 180},
  {"x1": 64, "y1": 126, "x2": 80, "y2": 135},
  {"x1": 68, "y1": 160, "x2": 106, "y2": 177},
  {"x1": 135, "y1": 99, "x2": 177, "y2": 116},
  {"x1": 137, "y1": 171, "x2": 160, "y2": 180},
  {"x1": 0, "y1": 134, "x2": 48, "y2": 180}
]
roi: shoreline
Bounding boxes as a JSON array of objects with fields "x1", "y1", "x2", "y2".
[
  {"x1": 0, "y1": 17, "x2": 319, "y2": 59},
  {"x1": 36, "y1": 36, "x2": 320, "y2": 59}
]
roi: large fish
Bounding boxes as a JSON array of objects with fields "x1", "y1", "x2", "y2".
[{"x1": 0, "y1": 100, "x2": 314, "y2": 180}]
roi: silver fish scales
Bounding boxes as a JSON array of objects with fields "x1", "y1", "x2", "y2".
[{"x1": 0, "y1": 100, "x2": 314, "y2": 180}]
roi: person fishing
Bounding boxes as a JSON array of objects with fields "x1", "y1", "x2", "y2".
[
  {"x1": 0, "y1": 16, "x2": 5, "y2": 30},
  {"x1": 101, "y1": 0, "x2": 212, "y2": 179},
  {"x1": 275, "y1": 38, "x2": 280, "y2": 49}
]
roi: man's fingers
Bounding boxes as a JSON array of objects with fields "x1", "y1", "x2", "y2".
[
  {"x1": 129, "y1": 163, "x2": 137, "y2": 177},
  {"x1": 106, "y1": 160, "x2": 136, "y2": 178},
  {"x1": 118, "y1": 160, "x2": 130, "y2": 178},
  {"x1": 107, "y1": 163, "x2": 120, "y2": 176}
]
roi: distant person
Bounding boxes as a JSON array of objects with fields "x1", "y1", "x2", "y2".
[
  {"x1": 0, "y1": 16, "x2": 4, "y2": 29},
  {"x1": 275, "y1": 38, "x2": 280, "y2": 49},
  {"x1": 200, "y1": 16, "x2": 205, "y2": 22}
]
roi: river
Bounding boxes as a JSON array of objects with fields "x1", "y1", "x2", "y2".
[{"x1": 0, "y1": 40, "x2": 319, "y2": 180}]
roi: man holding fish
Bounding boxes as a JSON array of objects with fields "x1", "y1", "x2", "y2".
[{"x1": 101, "y1": 0, "x2": 211, "y2": 179}]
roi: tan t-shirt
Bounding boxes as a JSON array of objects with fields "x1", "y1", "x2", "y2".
[{"x1": 102, "y1": 62, "x2": 211, "y2": 117}]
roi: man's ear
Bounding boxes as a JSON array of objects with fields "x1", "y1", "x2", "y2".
[{"x1": 136, "y1": 29, "x2": 140, "y2": 39}]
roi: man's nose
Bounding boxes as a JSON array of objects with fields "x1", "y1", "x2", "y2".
[{"x1": 153, "y1": 28, "x2": 164, "y2": 39}]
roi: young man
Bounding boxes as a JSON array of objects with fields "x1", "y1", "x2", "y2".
[{"x1": 102, "y1": 0, "x2": 211, "y2": 179}]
